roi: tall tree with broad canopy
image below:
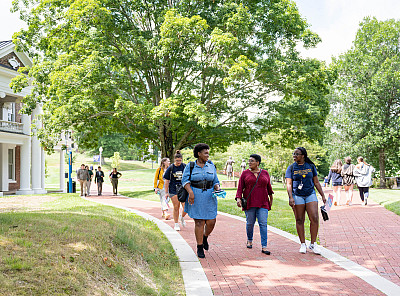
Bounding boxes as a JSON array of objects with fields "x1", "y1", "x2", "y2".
[
  {"x1": 11, "y1": 0, "x2": 331, "y2": 158},
  {"x1": 329, "y1": 17, "x2": 400, "y2": 187}
]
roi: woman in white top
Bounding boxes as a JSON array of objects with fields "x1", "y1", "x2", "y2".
[{"x1": 353, "y1": 156, "x2": 375, "y2": 206}]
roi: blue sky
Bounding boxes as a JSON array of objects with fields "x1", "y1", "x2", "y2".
[{"x1": 2, "y1": 0, "x2": 400, "y2": 64}]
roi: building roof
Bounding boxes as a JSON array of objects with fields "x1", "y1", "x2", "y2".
[{"x1": 0, "y1": 41, "x2": 13, "y2": 50}]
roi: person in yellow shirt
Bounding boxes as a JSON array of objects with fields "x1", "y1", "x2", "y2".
[{"x1": 154, "y1": 158, "x2": 171, "y2": 220}]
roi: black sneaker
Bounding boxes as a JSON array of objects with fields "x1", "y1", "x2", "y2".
[
  {"x1": 261, "y1": 249, "x2": 271, "y2": 255},
  {"x1": 197, "y1": 245, "x2": 205, "y2": 258},
  {"x1": 203, "y1": 235, "x2": 209, "y2": 251},
  {"x1": 365, "y1": 197, "x2": 368, "y2": 205}
]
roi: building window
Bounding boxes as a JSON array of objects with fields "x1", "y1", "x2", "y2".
[{"x1": 8, "y1": 149, "x2": 15, "y2": 180}]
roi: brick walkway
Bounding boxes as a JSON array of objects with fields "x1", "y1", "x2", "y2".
[
  {"x1": 319, "y1": 187, "x2": 400, "y2": 286},
  {"x1": 85, "y1": 185, "x2": 391, "y2": 295}
]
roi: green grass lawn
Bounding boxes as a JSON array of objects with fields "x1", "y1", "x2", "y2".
[
  {"x1": 0, "y1": 194, "x2": 184, "y2": 296},
  {"x1": 370, "y1": 188, "x2": 400, "y2": 215},
  {"x1": 45, "y1": 152, "x2": 155, "y2": 190}
]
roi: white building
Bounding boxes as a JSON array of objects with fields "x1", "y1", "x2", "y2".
[{"x1": 0, "y1": 40, "x2": 46, "y2": 195}]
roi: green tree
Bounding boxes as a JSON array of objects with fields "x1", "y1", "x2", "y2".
[
  {"x1": 110, "y1": 152, "x2": 121, "y2": 170},
  {"x1": 329, "y1": 17, "x2": 400, "y2": 187},
  {"x1": 84, "y1": 133, "x2": 144, "y2": 160},
  {"x1": 11, "y1": 0, "x2": 330, "y2": 158}
]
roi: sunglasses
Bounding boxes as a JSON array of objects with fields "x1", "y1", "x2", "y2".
[{"x1": 292, "y1": 153, "x2": 302, "y2": 156}]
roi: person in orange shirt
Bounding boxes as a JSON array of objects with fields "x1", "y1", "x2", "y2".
[{"x1": 154, "y1": 158, "x2": 171, "y2": 220}]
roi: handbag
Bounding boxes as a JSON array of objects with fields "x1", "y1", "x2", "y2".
[
  {"x1": 177, "y1": 162, "x2": 195, "y2": 202},
  {"x1": 241, "y1": 170, "x2": 262, "y2": 211}
]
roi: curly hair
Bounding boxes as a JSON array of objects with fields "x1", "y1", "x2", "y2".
[{"x1": 193, "y1": 143, "x2": 210, "y2": 158}]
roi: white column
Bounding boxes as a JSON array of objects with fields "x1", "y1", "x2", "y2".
[
  {"x1": 41, "y1": 147, "x2": 47, "y2": 193},
  {"x1": 16, "y1": 114, "x2": 33, "y2": 194},
  {"x1": 59, "y1": 149, "x2": 65, "y2": 192},
  {"x1": 0, "y1": 143, "x2": 6, "y2": 193},
  {"x1": 31, "y1": 106, "x2": 46, "y2": 194}
]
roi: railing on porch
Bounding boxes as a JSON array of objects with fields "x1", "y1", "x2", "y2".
[{"x1": 0, "y1": 120, "x2": 23, "y2": 133}]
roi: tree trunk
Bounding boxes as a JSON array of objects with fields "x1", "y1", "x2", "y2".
[
  {"x1": 159, "y1": 120, "x2": 174, "y2": 159},
  {"x1": 379, "y1": 148, "x2": 386, "y2": 188}
]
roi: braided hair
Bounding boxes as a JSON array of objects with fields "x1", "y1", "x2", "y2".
[{"x1": 296, "y1": 147, "x2": 315, "y2": 166}]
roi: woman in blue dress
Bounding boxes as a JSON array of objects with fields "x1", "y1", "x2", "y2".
[{"x1": 182, "y1": 143, "x2": 220, "y2": 258}]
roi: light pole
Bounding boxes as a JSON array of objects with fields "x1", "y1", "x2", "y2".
[
  {"x1": 99, "y1": 147, "x2": 103, "y2": 166},
  {"x1": 68, "y1": 147, "x2": 73, "y2": 193}
]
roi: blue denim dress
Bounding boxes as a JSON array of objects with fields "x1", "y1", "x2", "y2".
[{"x1": 182, "y1": 161, "x2": 220, "y2": 220}]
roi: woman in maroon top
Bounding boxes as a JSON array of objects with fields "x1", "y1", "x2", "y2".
[{"x1": 235, "y1": 154, "x2": 274, "y2": 255}]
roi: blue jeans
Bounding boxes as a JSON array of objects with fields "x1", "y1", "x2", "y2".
[{"x1": 245, "y1": 207, "x2": 269, "y2": 248}]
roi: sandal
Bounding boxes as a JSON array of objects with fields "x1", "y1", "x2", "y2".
[{"x1": 246, "y1": 241, "x2": 253, "y2": 249}]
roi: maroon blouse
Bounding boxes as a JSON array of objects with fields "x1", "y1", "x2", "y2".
[{"x1": 235, "y1": 169, "x2": 274, "y2": 211}]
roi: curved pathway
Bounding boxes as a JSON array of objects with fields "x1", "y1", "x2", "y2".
[{"x1": 85, "y1": 184, "x2": 400, "y2": 295}]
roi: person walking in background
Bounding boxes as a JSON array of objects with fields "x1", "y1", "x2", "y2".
[
  {"x1": 154, "y1": 158, "x2": 171, "y2": 220},
  {"x1": 77, "y1": 164, "x2": 89, "y2": 197},
  {"x1": 235, "y1": 154, "x2": 274, "y2": 255},
  {"x1": 85, "y1": 165, "x2": 93, "y2": 196},
  {"x1": 323, "y1": 176, "x2": 329, "y2": 187},
  {"x1": 353, "y1": 157, "x2": 375, "y2": 206},
  {"x1": 163, "y1": 150, "x2": 187, "y2": 231},
  {"x1": 182, "y1": 143, "x2": 220, "y2": 258},
  {"x1": 95, "y1": 166, "x2": 104, "y2": 196},
  {"x1": 327, "y1": 159, "x2": 343, "y2": 206},
  {"x1": 285, "y1": 147, "x2": 326, "y2": 254},
  {"x1": 109, "y1": 168, "x2": 122, "y2": 196},
  {"x1": 341, "y1": 157, "x2": 356, "y2": 206}
]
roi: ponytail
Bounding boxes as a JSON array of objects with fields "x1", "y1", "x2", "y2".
[
  {"x1": 296, "y1": 147, "x2": 315, "y2": 166},
  {"x1": 174, "y1": 150, "x2": 183, "y2": 159}
]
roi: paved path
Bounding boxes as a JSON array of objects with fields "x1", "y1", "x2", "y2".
[
  {"x1": 85, "y1": 184, "x2": 400, "y2": 295},
  {"x1": 319, "y1": 187, "x2": 400, "y2": 286}
]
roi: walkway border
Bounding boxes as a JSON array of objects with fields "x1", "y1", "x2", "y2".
[
  {"x1": 218, "y1": 211, "x2": 400, "y2": 296},
  {"x1": 83, "y1": 197, "x2": 213, "y2": 296}
]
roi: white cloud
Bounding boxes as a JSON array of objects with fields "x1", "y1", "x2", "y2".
[
  {"x1": 296, "y1": 0, "x2": 400, "y2": 63},
  {"x1": 0, "y1": 0, "x2": 26, "y2": 41}
]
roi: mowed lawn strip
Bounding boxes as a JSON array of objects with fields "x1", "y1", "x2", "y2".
[
  {"x1": 0, "y1": 194, "x2": 184, "y2": 296},
  {"x1": 370, "y1": 188, "x2": 400, "y2": 216}
]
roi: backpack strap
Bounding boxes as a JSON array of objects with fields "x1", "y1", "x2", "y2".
[
  {"x1": 189, "y1": 161, "x2": 195, "y2": 181},
  {"x1": 290, "y1": 163, "x2": 294, "y2": 177}
]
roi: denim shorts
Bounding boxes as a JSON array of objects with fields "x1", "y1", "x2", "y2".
[{"x1": 293, "y1": 192, "x2": 318, "y2": 205}]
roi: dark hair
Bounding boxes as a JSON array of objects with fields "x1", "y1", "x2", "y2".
[
  {"x1": 296, "y1": 147, "x2": 315, "y2": 166},
  {"x1": 174, "y1": 150, "x2": 182, "y2": 159},
  {"x1": 250, "y1": 154, "x2": 261, "y2": 164},
  {"x1": 193, "y1": 143, "x2": 210, "y2": 158},
  {"x1": 98, "y1": 166, "x2": 101, "y2": 168},
  {"x1": 344, "y1": 156, "x2": 351, "y2": 164}
]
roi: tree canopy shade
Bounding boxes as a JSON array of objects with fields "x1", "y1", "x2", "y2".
[
  {"x1": 11, "y1": 0, "x2": 332, "y2": 158},
  {"x1": 329, "y1": 17, "x2": 400, "y2": 187}
]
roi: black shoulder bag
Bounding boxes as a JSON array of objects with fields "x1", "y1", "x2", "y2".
[
  {"x1": 177, "y1": 162, "x2": 195, "y2": 202},
  {"x1": 241, "y1": 170, "x2": 262, "y2": 211}
]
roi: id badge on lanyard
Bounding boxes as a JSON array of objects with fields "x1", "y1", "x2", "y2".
[{"x1": 298, "y1": 172, "x2": 306, "y2": 190}]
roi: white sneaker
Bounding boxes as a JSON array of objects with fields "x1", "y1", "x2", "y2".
[
  {"x1": 174, "y1": 223, "x2": 180, "y2": 231},
  {"x1": 179, "y1": 214, "x2": 186, "y2": 227},
  {"x1": 309, "y1": 244, "x2": 321, "y2": 255},
  {"x1": 299, "y1": 243, "x2": 307, "y2": 254}
]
